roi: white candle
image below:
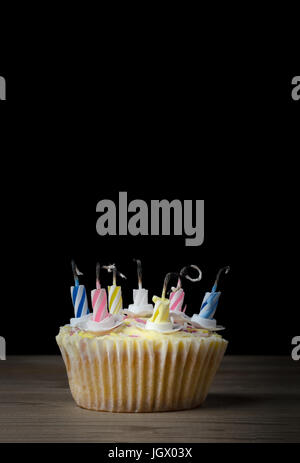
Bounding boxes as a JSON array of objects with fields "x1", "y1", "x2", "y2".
[
  {"x1": 133, "y1": 288, "x2": 149, "y2": 306},
  {"x1": 127, "y1": 260, "x2": 153, "y2": 315}
]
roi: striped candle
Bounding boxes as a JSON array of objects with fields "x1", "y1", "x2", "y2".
[
  {"x1": 150, "y1": 296, "x2": 171, "y2": 324},
  {"x1": 169, "y1": 265, "x2": 202, "y2": 313},
  {"x1": 91, "y1": 262, "x2": 108, "y2": 322},
  {"x1": 70, "y1": 284, "x2": 89, "y2": 318},
  {"x1": 199, "y1": 266, "x2": 230, "y2": 319},
  {"x1": 91, "y1": 288, "x2": 108, "y2": 322},
  {"x1": 102, "y1": 264, "x2": 126, "y2": 315},
  {"x1": 70, "y1": 260, "x2": 89, "y2": 318},
  {"x1": 108, "y1": 285, "x2": 123, "y2": 314},
  {"x1": 199, "y1": 292, "x2": 221, "y2": 319},
  {"x1": 170, "y1": 288, "x2": 185, "y2": 312}
]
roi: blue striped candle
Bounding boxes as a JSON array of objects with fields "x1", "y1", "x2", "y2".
[
  {"x1": 71, "y1": 283, "x2": 89, "y2": 318},
  {"x1": 70, "y1": 260, "x2": 89, "y2": 318},
  {"x1": 199, "y1": 292, "x2": 221, "y2": 320}
]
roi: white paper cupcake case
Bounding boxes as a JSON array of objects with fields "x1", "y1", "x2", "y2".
[{"x1": 56, "y1": 330, "x2": 228, "y2": 413}]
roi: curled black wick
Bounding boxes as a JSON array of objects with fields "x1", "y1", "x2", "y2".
[
  {"x1": 162, "y1": 272, "x2": 180, "y2": 299},
  {"x1": 180, "y1": 265, "x2": 202, "y2": 283},
  {"x1": 213, "y1": 266, "x2": 230, "y2": 292},
  {"x1": 102, "y1": 264, "x2": 127, "y2": 285},
  {"x1": 71, "y1": 260, "x2": 83, "y2": 286}
]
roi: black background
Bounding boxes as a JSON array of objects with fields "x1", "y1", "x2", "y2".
[{"x1": 0, "y1": 40, "x2": 299, "y2": 357}]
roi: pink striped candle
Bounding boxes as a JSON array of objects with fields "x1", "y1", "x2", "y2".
[
  {"x1": 170, "y1": 288, "x2": 185, "y2": 312},
  {"x1": 169, "y1": 265, "x2": 202, "y2": 313},
  {"x1": 91, "y1": 263, "x2": 109, "y2": 322},
  {"x1": 91, "y1": 288, "x2": 108, "y2": 322}
]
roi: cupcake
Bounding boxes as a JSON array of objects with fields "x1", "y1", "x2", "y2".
[{"x1": 56, "y1": 264, "x2": 228, "y2": 413}]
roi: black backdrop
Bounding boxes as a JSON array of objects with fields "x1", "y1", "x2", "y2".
[{"x1": 0, "y1": 47, "x2": 298, "y2": 356}]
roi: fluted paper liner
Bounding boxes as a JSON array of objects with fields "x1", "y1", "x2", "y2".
[{"x1": 56, "y1": 329, "x2": 227, "y2": 412}]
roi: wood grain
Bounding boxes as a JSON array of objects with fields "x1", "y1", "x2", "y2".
[{"x1": 0, "y1": 356, "x2": 299, "y2": 443}]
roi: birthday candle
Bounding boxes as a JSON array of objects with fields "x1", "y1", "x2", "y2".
[
  {"x1": 170, "y1": 287, "x2": 185, "y2": 312},
  {"x1": 133, "y1": 259, "x2": 147, "y2": 305},
  {"x1": 146, "y1": 272, "x2": 188, "y2": 333},
  {"x1": 91, "y1": 263, "x2": 108, "y2": 322},
  {"x1": 170, "y1": 265, "x2": 202, "y2": 313},
  {"x1": 129, "y1": 259, "x2": 153, "y2": 309},
  {"x1": 70, "y1": 260, "x2": 89, "y2": 318},
  {"x1": 151, "y1": 296, "x2": 170, "y2": 323},
  {"x1": 199, "y1": 266, "x2": 230, "y2": 319},
  {"x1": 108, "y1": 286, "x2": 123, "y2": 314},
  {"x1": 149, "y1": 273, "x2": 175, "y2": 324},
  {"x1": 199, "y1": 292, "x2": 222, "y2": 319},
  {"x1": 133, "y1": 289, "x2": 149, "y2": 306},
  {"x1": 103, "y1": 264, "x2": 127, "y2": 315}
]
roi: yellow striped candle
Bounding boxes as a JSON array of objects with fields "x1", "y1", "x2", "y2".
[
  {"x1": 108, "y1": 285, "x2": 123, "y2": 314},
  {"x1": 103, "y1": 264, "x2": 127, "y2": 315},
  {"x1": 150, "y1": 296, "x2": 170, "y2": 323}
]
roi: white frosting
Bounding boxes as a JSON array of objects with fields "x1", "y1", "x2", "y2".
[
  {"x1": 70, "y1": 313, "x2": 93, "y2": 328},
  {"x1": 125, "y1": 289, "x2": 153, "y2": 317},
  {"x1": 145, "y1": 320, "x2": 185, "y2": 334},
  {"x1": 170, "y1": 310, "x2": 191, "y2": 325},
  {"x1": 190, "y1": 314, "x2": 225, "y2": 331},
  {"x1": 72, "y1": 313, "x2": 124, "y2": 333},
  {"x1": 129, "y1": 303, "x2": 154, "y2": 312},
  {"x1": 124, "y1": 288, "x2": 153, "y2": 318},
  {"x1": 124, "y1": 304, "x2": 154, "y2": 318}
]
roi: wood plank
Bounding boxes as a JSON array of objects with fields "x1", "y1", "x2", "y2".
[{"x1": 0, "y1": 356, "x2": 299, "y2": 443}]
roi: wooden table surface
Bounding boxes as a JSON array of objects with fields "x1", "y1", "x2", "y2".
[{"x1": 0, "y1": 356, "x2": 299, "y2": 443}]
